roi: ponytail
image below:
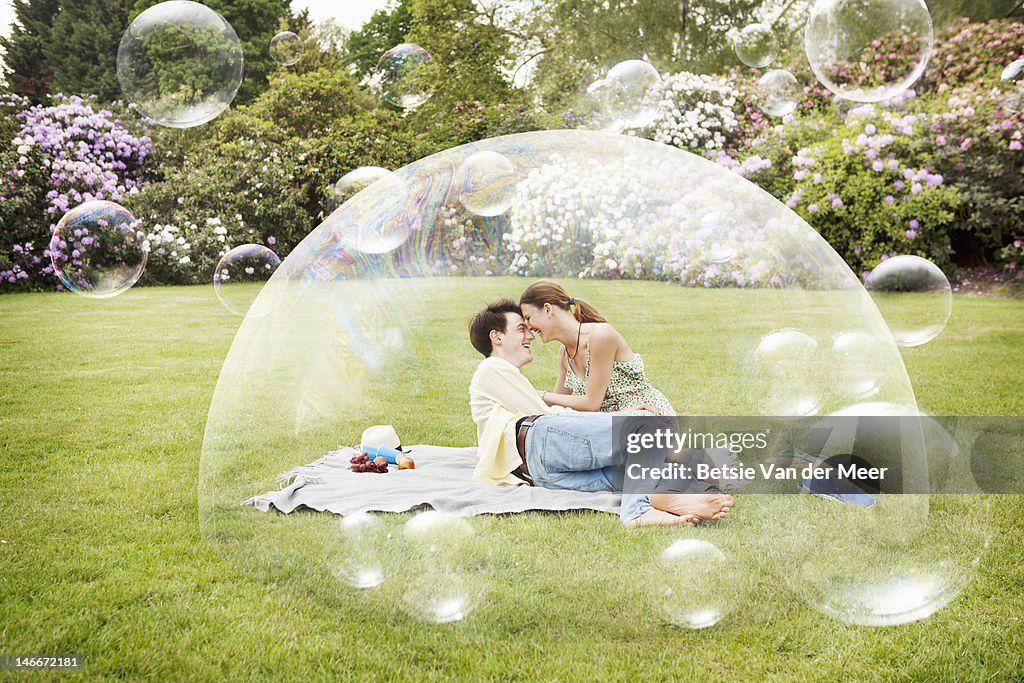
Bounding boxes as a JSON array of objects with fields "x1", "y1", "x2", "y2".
[{"x1": 520, "y1": 280, "x2": 605, "y2": 323}]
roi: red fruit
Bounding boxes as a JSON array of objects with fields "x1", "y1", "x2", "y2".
[{"x1": 349, "y1": 456, "x2": 361, "y2": 464}]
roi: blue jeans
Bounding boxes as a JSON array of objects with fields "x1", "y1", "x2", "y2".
[{"x1": 524, "y1": 412, "x2": 651, "y2": 523}]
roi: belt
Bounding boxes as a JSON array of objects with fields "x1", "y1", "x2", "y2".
[{"x1": 513, "y1": 415, "x2": 542, "y2": 485}]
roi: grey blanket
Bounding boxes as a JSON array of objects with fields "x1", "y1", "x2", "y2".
[{"x1": 242, "y1": 444, "x2": 623, "y2": 517}]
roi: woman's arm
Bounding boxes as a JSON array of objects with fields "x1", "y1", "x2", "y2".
[{"x1": 541, "y1": 326, "x2": 617, "y2": 412}]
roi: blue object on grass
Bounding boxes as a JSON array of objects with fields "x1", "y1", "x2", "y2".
[
  {"x1": 363, "y1": 444, "x2": 402, "y2": 464},
  {"x1": 798, "y1": 477, "x2": 877, "y2": 508}
]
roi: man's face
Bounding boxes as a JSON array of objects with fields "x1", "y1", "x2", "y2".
[{"x1": 496, "y1": 311, "x2": 534, "y2": 367}]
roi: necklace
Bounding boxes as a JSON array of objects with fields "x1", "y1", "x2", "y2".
[{"x1": 567, "y1": 321, "x2": 583, "y2": 361}]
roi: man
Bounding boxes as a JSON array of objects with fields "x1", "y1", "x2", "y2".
[{"x1": 468, "y1": 299, "x2": 734, "y2": 527}]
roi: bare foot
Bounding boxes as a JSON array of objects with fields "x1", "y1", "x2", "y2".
[
  {"x1": 649, "y1": 493, "x2": 736, "y2": 521},
  {"x1": 625, "y1": 508, "x2": 700, "y2": 528}
]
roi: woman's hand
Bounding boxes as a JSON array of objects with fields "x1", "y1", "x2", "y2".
[{"x1": 622, "y1": 403, "x2": 660, "y2": 415}]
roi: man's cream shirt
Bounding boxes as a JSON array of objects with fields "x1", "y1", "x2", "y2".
[{"x1": 469, "y1": 356, "x2": 569, "y2": 486}]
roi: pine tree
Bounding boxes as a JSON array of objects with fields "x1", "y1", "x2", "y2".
[
  {"x1": 0, "y1": 0, "x2": 61, "y2": 100},
  {"x1": 45, "y1": 0, "x2": 135, "y2": 102}
]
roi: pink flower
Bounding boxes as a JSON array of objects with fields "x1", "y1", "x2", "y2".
[
  {"x1": 1014, "y1": 240, "x2": 1022, "y2": 248},
  {"x1": 1011, "y1": 140, "x2": 1023, "y2": 151},
  {"x1": 936, "y1": 135, "x2": 946, "y2": 146},
  {"x1": 1003, "y1": 119, "x2": 1014, "y2": 130},
  {"x1": 267, "y1": 236, "x2": 277, "y2": 245},
  {"x1": 961, "y1": 138, "x2": 972, "y2": 151},
  {"x1": 1009, "y1": 262, "x2": 1018, "y2": 270}
]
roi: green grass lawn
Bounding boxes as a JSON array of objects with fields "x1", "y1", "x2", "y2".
[{"x1": 2, "y1": 283, "x2": 1023, "y2": 681}]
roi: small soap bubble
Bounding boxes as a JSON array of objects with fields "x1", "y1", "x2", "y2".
[
  {"x1": 373, "y1": 43, "x2": 435, "y2": 109},
  {"x1": 117, "y1": 0, "x2": 244, "y2": 128},
  {"x1": 864, "y1": 255, "x2": 951, "y2": 347},
  {"x1": 214, "y1": 244, "x2": 281, "y2": 317},
  {"x1": 734, "y1": 23, "x2": 779, "y2": 68},
  {"x1": 399, "y1": 511, "x2": 481, "y2": 624},
  {"x1": 334, "y1": 512, "x2": 386, "y2": 589},
  {"x1": 49, "y1": 201, "x2": 148, "y2": 298},
  {"x1": 804, "y1": 0, "x2": 934, "y2": 103},
  {"x1": 656, "y1": 539, "x2": 736, "y2": 629},
  {"x1": 270, "y1": 31, "x2": 302, "y2": 66},
  {"x1": 751, "y1": 329, "x2": 822, "y2": 416},
  {"x1": 1000, "y1": 59, "x2": 1024, "y2": 112},
  {"x1": 758, "y1": 69, "x2": 799, "y2": 117},
  {"x1": 602, "y1": 59, "x2": 661, "y2": 130},
  {"x1": 458, "y1": 151, "x2": 518, "y2": 217}
]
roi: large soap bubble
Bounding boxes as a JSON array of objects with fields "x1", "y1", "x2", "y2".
[
  {"x1": 200, "y1": 130, "x2": 987, "y2": 628},
  {"x1": 804, "y1": 0, "x2": 934, "y2": 103},
  {"x1": 49, "y1": 201, "x2": 147, "y2": 298},
  {"x1": 864, "y1": 255, "x2": 951, "y2": 347},
  {"x1": 270, "y1": 31, "x2": 302, "y2": 66},
  {"x1": 373, "y1": 43, "x2": 435, "y2": 109},
  {"x1": 117, "y1": 1, "x2": 244, "y2": 128},
  {"x1": 758, "y1": 69, "x2": 799, "y2": 117},
  {"x1": 733, "y1": 23, "x2": 779, "y2": 68},
  {"x1": 214, "y1": 244, "x2": 281, "y2": 316}
]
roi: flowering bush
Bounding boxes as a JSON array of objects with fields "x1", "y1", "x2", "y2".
[
  {"x1": 0, "y1": 95, "x2": 152, "y2": 290},
  {"x1": 772, "y1": 104, "x2": 961, "y2": 274},
  {"x1": 639, "y1": 72, "x2": 747, "y2": 154},
  {"x1": 500, "y1": 146, "x2": 849, "y2": 290}
]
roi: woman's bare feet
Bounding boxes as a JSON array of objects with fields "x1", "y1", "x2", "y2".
[
  {"x1": 625, "y1": 508, "x2": 701, "y2": 528},
  {"x1": 649, "y1": 493, "x2": 736, "y2": 521}
]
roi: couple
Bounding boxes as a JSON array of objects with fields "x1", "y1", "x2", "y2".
[{"x1": 468, "y1": 280, "x2": 735, "y2": 527}]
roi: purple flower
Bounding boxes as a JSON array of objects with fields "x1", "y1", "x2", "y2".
[
  {"x1": 906, "y1": 229, "x2": 917, "y2": 239},
  {"x1": 909, "y1": 219, "x2": 920, "y2": 229},
  {"x1": 885, "y1": 195, "x2": 895, "y2": 204},
  {"x1": 808, "y1": 203, "x2": 819, "y2": 214},
  {"x1": 872, "y1": 160, "x2": 884, "y2": 172},
  {"x1": 895, "y1": 180, "x2": 905, "y2": 190},
  {"x1": 854, "y1": 245, "x2": 863, "y2": 254},
  {"x1": 911, "y1": 183, "x2": 923, "y2": 194},
  {"x1": 865, "y1": 124, "x2": 877, "y2": 135},
  {"x1": 831, "y1": 197, "x2": 844, "y2": 209}
]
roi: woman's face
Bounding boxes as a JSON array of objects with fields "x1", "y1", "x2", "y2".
[{"x1": 520, "y1": 303, "x2": 553, "y2": 342}]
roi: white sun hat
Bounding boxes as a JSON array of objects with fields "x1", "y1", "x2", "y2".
[{"x1": 360, "y1": 425, "x2": 411, "y2": 453}]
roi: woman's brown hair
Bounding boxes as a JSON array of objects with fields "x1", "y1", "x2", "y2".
[{"x1": 519, "y1": 280, "x2": 606, "y2": 323}]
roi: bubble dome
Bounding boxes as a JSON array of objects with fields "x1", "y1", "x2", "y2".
[
  {"x1": 804, "y1": 0, "x2": 934, "y2": 103},
  {"x1": 200, "y1": 130, "x2": 988, "y2": 627},
  {"x1": 117, "y1": 1, "x2": 244, "y2": 128}
]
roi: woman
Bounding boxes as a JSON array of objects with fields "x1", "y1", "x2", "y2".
[{"x1": 519, "y1": 280, "x2": 674, "y2": 416}]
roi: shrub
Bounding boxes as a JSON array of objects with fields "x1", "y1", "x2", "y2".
[{"x1": 0, "y1": 95, "x2": 152, "y2": 290}]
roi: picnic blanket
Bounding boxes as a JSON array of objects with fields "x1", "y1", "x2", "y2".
[{"x1": 242, "y1": 444, "x2": 623, "y2": 517}]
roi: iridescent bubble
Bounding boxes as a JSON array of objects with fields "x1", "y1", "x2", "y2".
[
  {"x1": 804, "y1": 0, "x2": 934, "y2": 103},
  {"x1": 333, "y1": 512, "x2": 386, "y2": 589},
  {"x1": 656, "y1": 539, "x2": 735, "y2": 629},
  {"x1": 213, "y1": 244, "x2": 281, "y2": 317},
  {"x1": 399, "y1": 511, "x2": 481, "y2": 624},
  {"x1": 751, "y1": 329, "x2": 822, "y2": 416},
  {"x1": 1000, "y1": 58, "x2": 1024, "y2": 112},
  {"x1": 864, "y1": 255, "x2": 951, "y2": 347},
  {"x1": 48, "y1": 201, "x2": 147, "y2": 298},
  {"x1": 603, "y1": 59, "x2": 661, "y2": 130},
  {"x1": 734, "y1": 23, "x2": 779, "y2": 68},
  {"x1": 117, "y1": 0, "x2": 244, "y2": 128},
  {"x1": 458, "y1": 151, "x2": 518, "y2": 217},
  {"x1": 330, "y1": 168, "x2": 412, "y2": 254},
  {"x1": 270, "y1": 31, "x2": 302, "y2": 66},
  {"x1": 373, "y1": 43, "x2": 435, "y2": 109},
  {"x1": 758, "y1": 69, "x2": 799, "y2": 117}
]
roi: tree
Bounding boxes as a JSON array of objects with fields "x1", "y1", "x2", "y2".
[
  {"x1": 0, "y1": 0, "x2": 61, "y2": 100},
  {"x1": 45, "y1": 0, "x2": 135, "y2": 101}
]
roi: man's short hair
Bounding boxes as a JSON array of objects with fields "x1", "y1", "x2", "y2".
[{"x1": 469, "y1": 298, "x2": 522, "y2": 357}]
